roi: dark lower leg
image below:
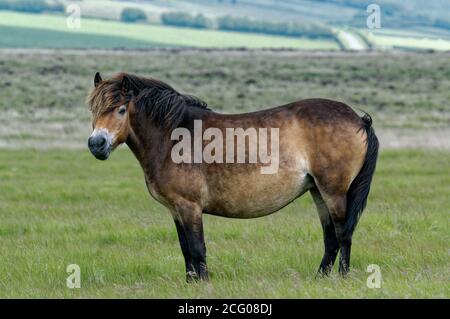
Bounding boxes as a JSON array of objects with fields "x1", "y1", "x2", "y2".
[
  {"x1": 310, "y1": 187, "x2": 339, "y2": 276},
  {"x1": 338, "y1": 241, "x2": 351, "y2": 276},
  {"x1": 334, "y1": 223, "x2": 352, "y2": 277},
  {"x1": 318, "y1": 222, "x2": 339, "y2": 276},
  {"x1": 183, "y1": 216, "x2": 208, "y2": 281},
  {"x1": 174, "y1": 219, "x2": 194, "y2": 277},
  {"x1": 173, "y1": 202, "x2": 208, "y2": 282}
]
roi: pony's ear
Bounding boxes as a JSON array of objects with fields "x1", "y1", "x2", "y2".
[
  {"x1": 121, "y1": 75, "x2": 131, "y2": 94},
  {"x1": 94, "y1": 72, "x2": 102, "y2": 87}
]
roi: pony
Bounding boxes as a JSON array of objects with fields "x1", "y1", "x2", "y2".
[{"x1": 87, "y1": 72, "x2": 378, "y2": 281}]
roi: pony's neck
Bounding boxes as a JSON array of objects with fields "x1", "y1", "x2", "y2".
[
  {"x1": 126, "y1": 113, "x2": 168, "y2": 178},
  {"x1": 125, "y1": 106, "x2": 212, "y2": 179}
]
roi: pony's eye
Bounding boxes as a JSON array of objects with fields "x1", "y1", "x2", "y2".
[{"x1": 118, "y1": 106, "x2": 127, "y2": 115}]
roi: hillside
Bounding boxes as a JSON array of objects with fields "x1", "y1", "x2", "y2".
[
  {"x1": 0, "y1": 11, "x2": 339, "y2": 49},
  {"x1": 0, "y1": 0, "x2": 449, "y2": 50}
]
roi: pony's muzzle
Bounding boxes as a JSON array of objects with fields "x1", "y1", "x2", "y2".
[{"x1": 88, "y1": 132, "x2": 111, "y2": 160}]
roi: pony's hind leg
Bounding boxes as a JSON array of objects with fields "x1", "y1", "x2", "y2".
[
  {"x1": 320, "y1": 192, "x2": 352, "y2": 277},
  {"x1": 310, "y1": 187, "x2": 339, "y2": 276}
]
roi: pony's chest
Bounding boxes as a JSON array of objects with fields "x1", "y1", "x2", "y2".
[{"x1": 144, "y1": 177, "x2": 168, "y2": 206}]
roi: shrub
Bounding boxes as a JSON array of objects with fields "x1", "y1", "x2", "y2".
[
  {"x1": 217, "y1": 16, "x2": 334, "y2": 39},
  {"x1": 161, "y1": 12, "x2": 210, "y2": 29},
  {"x1": 434, "y1": 19, "x2": 450, "y2": 30},
  {"x1": 120, "y1": 7, "x2": 147, "y2": 23},
  {"x1": 0, "y1": 0, "x2": 64, "y2": 13}
]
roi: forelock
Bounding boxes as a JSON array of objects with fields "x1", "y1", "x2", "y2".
[{"x1": 87, "y1": 79, "x2": 122, "y2": 119}]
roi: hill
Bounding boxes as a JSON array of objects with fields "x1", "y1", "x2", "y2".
[
  {"x1": 1, "y1": 0, "x2": 450, "y2": 50},
  {"x1": 0, "y1": 11, "x2": 339, "y2": 49}
]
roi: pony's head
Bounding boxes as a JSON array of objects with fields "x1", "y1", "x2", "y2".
[
  {"x1": 87, "y1": 72, "x2": 134, "y2": 160},
  {"x1": 87, "y1": 72, "x2": 209, "y2": 160}
]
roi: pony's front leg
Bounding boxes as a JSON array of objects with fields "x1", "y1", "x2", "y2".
[
  {"x1": 173, "y1": 218, "x2": 194, "y2": 278},
  {"x1": 173, "y1": 201, "x2": 208, "y2": 282}
]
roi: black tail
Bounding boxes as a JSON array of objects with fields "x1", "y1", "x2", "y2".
[{"x1": 344, "y1": 113, "x2": 379, "y2": 237}]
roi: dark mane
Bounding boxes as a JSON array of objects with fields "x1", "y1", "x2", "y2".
[
  {"x1": 135, "y1": 84, "x2": 209, "y2": 130},
  {"x1": 88, "y1": 73, "x2": 208, "y2": 129}
]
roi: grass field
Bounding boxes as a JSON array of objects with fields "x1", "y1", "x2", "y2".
[
  {"x1": 0, "y1": 148, "x2": 448, "y2": 298},
  {"x1": 364, "y1": 30, "x2": 450, "y2": 51},
  {"x1": 0, "y1": 11, "x2": 339, "y2": 49},
  {"x1": 1, "y1": 50, "x2": 449, "y2": 130},
  {"x1": 0, "y1": 25, "x2": 172, "y2": 49}
]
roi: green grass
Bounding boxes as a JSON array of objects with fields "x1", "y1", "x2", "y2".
[
  {"x1": 0, "y1": 11, "x2": 339, "y2": 49},
  {"x1": 0, "y1": 149, "x2": 448, "y2": 298},
  {"x1": 0, "y1": 25, "x2": 172, "y2": 49}
]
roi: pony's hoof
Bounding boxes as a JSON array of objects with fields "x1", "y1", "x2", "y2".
[
  {"x1": 316, "y1": 265, "x2": 333, "y2": 278},
  {"x1": 186, "y1": 271, "x2": 198, "y2": 282},
  {"x1": 186, "y1": 271, "x2": 209, "y2": 283}
]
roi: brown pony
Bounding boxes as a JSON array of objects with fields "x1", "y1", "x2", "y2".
[{"x1": 87, "y1": 72, "x2": 379, "y2": 281}]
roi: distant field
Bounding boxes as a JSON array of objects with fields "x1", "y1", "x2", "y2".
[
  {"x1": 0, "y1": 11, "x2": 339, "y2": 49},
  {"x1": 0, "y1": 49, "x2": 449, "y2": 151},
  {"x1": 69, "y1": 0, "x2": 450, "y2": 52},
  {"x1": 0, "y1": 149, "x2": 448, "y2": 298},
  {"x1": 368, "y1": 28, "x2": 450, "y2": 40},
  {"x1": 0, "y1": 50, "x2": 448, "y2": 126},
  {"x1": 66, "y1": 0, "x2": 358, "y2": 24},
  {"x1": 0, "y1": 10, "x2": 449, "y2": 51},
  {"x1": 364, "y1": 30, "x2": 450, "y2": 51},
  {"x1": 70, "y1": 0, "x2": 450, "y2": 30},
  {"x1": 0, "y1": 25, "x2": 171, "y2": 49}
]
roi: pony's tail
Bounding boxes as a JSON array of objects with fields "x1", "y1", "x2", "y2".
[{"x1": 344, "y1": 113, "x2": 379, "y2": 237}]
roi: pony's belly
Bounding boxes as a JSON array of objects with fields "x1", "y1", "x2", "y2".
[{"x1": 204, "y1": 171, "x2": 313, "y2": 218}]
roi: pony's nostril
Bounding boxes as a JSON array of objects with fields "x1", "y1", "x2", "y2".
[
  {"x1": 97, "y1": 136, "x2": 107, "y2": 147},
  {"x1": 88, "y1": 135, "x2": 107, "y2": 149}
]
